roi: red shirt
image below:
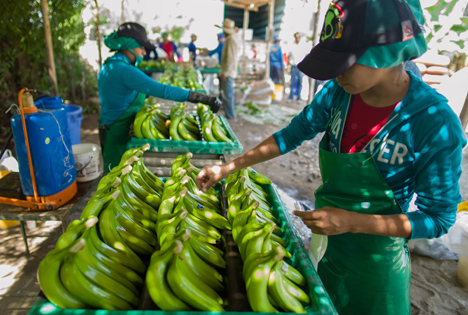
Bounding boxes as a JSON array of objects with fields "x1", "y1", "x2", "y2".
[{"x1": 341, "y1": 94, "x2": 397, "y2": 153}]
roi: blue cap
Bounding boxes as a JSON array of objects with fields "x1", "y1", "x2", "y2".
[{"x1": 217, "y1": 33, "x2": 225, "y2": 40}]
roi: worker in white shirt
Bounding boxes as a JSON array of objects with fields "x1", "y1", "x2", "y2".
[{"x1": 287, "y1": 32, "x2": 311, "y2": 102}]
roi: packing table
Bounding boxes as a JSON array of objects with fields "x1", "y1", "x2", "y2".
[{"x1": 0, "y1": 172, "x2": 99, "y2": 254}]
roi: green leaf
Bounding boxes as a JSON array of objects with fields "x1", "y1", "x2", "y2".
[{"x1": 451, "y1": 39, "x2": 465, "y2": 50}]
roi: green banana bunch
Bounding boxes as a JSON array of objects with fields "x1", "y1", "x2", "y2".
[
  {"x1": 88, "y1": 223, "x2": 146, "y2": 275},
  {"x1": 157, "y1": 209, "x2": 188, "y2": 246},
  {"x1": 247, "y1": 166, "x2": 272, "y2": 185},
  {"x1": 243, "y1": 247, "x2": 284, "y2": 313},
  {"x1": 134, "y1": 107, "x2": 155, "y2": 139},
  {"x1": 166, "y1": 241, "x2": 225, "y2": 311},
  {"x1": 80, "y1": 190, "x2": 120, "y2": 220},
  {"x1": 73, "y1": 230, "x2": 140, "y2": 308},
  {"x1": 98, "y1": 200, "x2": 147, "y2": 269},
  {"x1": 181, "y1": 187, "x2": 231, "y2": 230},
  {"x1": 60, "y1": 247, "x2": 133, "y2": 310},
  {"x1": 232, "y1": 200, "x2": 260, "y2": 242},
  {"x1": 37, "y1": 234, "x2": 89, "y2": 309},
  {"x1": 267, "y1": 260, "x2": 309, "y2": 313},
  {"x1": 211, "y1": 115, "x2": 232, "y2": 142},
  {"x1": 146, "y1": 241, "x2": 192, "y2": 311},
  {"x1": 170, "y1": 152, "x2": 193, "y2": 176},
  {"x1": 134, "y1": 159, "x2": 164, "y2": 195},
  {"x1": 97, "y1": 165, "x2": 131, "y2": 191},
  {"x1": 142, "y1": 110, "x2": 167, "y2": 140},
  {"x1": 239, "y1": 222, "x2": 275, "y2": 261}
]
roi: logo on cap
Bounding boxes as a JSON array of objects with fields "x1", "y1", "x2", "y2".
[
  {"x1": 401, "y1": 21, "x2": 414, "y2": 41},
  {"x1": 321, "y1": 2, "x2": 344, "y2": 42}
]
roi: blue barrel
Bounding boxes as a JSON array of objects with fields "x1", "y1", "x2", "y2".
[
  {"x1": 63, "y1": 105, "x2": 83, "y2": 145},
  {"x1": 11, "y1": 108, "x2": 77, "y2": 197}
]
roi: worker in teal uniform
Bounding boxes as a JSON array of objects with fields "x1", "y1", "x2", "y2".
[
  {"x1": 98, "y1": 22, "x2": 221, "y2": 172},
  {"x1": 196, "y1": 1, "x2": 467, "y2": 314}
]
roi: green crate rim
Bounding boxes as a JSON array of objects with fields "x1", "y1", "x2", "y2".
[
  {"x1": 127, "y1": 115, "x2": 243, "y2": 155},
  {"x1": 265, "y1": 184, "x2": 337, "y2": 315}
]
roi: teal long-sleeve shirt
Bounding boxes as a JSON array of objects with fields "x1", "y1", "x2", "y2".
[{"x1": 98, "y1": 53, "x2": 190, "y2": 125}]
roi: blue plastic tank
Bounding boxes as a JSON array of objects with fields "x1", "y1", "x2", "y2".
[{"x1": 11, "y1": 107, "x2": 77, "y2": 197}]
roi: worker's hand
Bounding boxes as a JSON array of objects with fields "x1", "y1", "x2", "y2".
[
  {"x1": 293, "y1": 207, "x2": 353, "y2": 236},
  {"x1": 196, "y1": 164, "x2": 231, "y2": 192},
  {"x1": 188, "y1": 91, "x2": 221, "y2": 113}
]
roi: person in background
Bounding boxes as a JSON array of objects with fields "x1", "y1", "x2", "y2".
[
  {"x1": 270, "y1": 37, "x2": 284, "y2": 85},
  {"x1": 251, "y1": 44, "x2": 257, "y2": 59},
  {"x1": 159, "y1": 32, "x2": 179, "y2": 62},
  {"x1": 218, "y1": 19, "x2": 240, "y2": 120},
  {"x1": 195, "y1": 1, "x2": 466, "y2": 314},
  {"x1": 98, "y1": 22, "x2": 222, "y2": 171},
  {"x1": 207, "y1": 33, "x2": 225, "y2": 64},
  {"x1": 287, "y1": 32, "x2": 311, "y2": 102},
  {"x1": 188, "y1": 33, "x2": 197, "y2": 63}
]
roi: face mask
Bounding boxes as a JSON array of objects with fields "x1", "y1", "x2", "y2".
[{"x1": 130, "y1": 50, "x2": 143, "y2": 67}]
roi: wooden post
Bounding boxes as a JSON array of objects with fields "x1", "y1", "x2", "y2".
[
  {"x1": 40, "y1": 0, "x2": 58, "y2": 96},
  {"x1": 265, "y1": 0, "x2": 275, "y2": 80},
  {"x1": 243, "y1": 8, "x2": 249, "y2": 58},
  {"x1": 94, "y1": 0, "x2": 103, "y2": 68}
]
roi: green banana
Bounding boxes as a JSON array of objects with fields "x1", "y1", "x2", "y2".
[
  {"x1": 182, "y1": 188, "x2": 231, "y2": 230},
  {"x1": 88, "y1": 224, "x2": 146, "y2": 275},
  {"x1": 185, "y1": 212, "x2": 222, "y2": 240},
  {"x1": 146, "y1": 242, "x2": 192, "y2": 311},
  {"x1": 113, "y1": 199, "x2": 157, "y2": 246},
  {"x1": 242, "y1": 223, "x2": 275, "y2": 260},
  {"x1": 282, "y1": 275, "x2": 310, "y2": 304},
  {"x1": 120, "y1": 175, "x2": 158, "y2": 222},
  {"x1": 116, "y1": 222, "x2": 154, "y2": 255},
  {"x1": 279, "y1": 261, "x2": 306, "y2": 286},
  {"x1": 178, "y1": 236, "x2": 224, "y2": 291},
  {"x1": 247, "y1": 166, "x2": 272, "y2": 185},
  {"x1": 37, "y1": 240, "x2": 89, "y2": 309},
  {"x1": 188, "y1": 232, "x2": 226, "y2": 268},
  {"x1": 98, "y1": 202, "x2": 146, "y2": 270},
  {"x1": 134, "y1": 107, "x2": 154, "y2": 139},
  {"x1": 80, "y1": 190, "x2": 120, "y2": 220},
  {"x1": 167, "y1": 241, "x2": 225, "y2": 311},
  {"x1": 86, "y1": 225, "x2": 144, "y2": 288},
  {"x1": 187, "y1": 178, "x2": 220, "y2": 206},
  {"x1": 55, "y1": 219, "x2": 87, "y2": 250},
  {"x1": 135, "y1": 159, "x2": 164, "y2": 194},
  {"x1": 61, "y1": 253, "x2": 133, "y2": 310},
  {"x1": 115, "y1": 192, "x2": 156, "y2": 230},
  {"x1": 169, "y1": 112, "x2": 185, "y2": 140},
  {"x1": 202, "y1": 118, "x2": 217, "y2": 142},
  {"x1": 212, "y1": 116, "x2": 232, "y2": 142},
  {"x1": 178, "y1": 118, "x2": 198, "y2": 141},
  {"x1": 170, "y1": 152, "x2": 192, "y2": 176},
  {"x1": 243, "y1": 247, "x2": 284, "y2": 313},
  {"x1": 74, "y1": 240, "x2": 140, "y2": 306},
  {"x1": 268, "y1": 261, "x2": 307, "y2": 313},
  {"x1": 232, "y1": 201, "x2": 259, "y2": 242},
  {"x1": 158, "y1": 210, "x2": 188, "y2": 246}
]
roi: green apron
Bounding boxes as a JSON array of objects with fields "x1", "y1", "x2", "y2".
[
  {"x1": 315, "y1": 135, "x2": 411, "y2": 315},
  {"x1": 99, "y1": 59, "x2": 147, "y2": 172}
]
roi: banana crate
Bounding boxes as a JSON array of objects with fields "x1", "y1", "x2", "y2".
[
  {"x1": 28, "y1": 182, "x2": 336, "y2": 315},
  {"x1": 128, "y1": 115, "x2": 243, "y2": 155}
]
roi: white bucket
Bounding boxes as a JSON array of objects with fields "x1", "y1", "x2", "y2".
[{"x1": 72, "y1": 143, "x2": 102, "y2": 182}]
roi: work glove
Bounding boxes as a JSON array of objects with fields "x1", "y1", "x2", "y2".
[{"x1": 188, "y1": 91, "x2": 221, "y2": 113}]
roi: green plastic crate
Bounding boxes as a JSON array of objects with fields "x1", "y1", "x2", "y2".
[
  {"x1": 264, "y1": 184, "x2": 337, "y2": 315},
  {"x1": 128, "y1": 115, "x2": 243, "y2": 155}
]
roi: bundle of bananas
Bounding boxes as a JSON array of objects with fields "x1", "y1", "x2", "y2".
[
  {"x1": 134, "y1": 105, "x2": 170, "y2": 140},
  {"x1": 225, "y1": 168, "x2": 311, "y2": 313},
  {"x1": 198, "y1": 104, "x2": 232, "y2": 143},
  {"x1": 38, "y1": 144, "x2": 164, "y2": 310},
  {"x1": 169, "y1": 103, "x2": 202, "y2": 141},
  {"x1": 146, "y1": 152, "x2": 229, "y2": 311},
  {"x1": 158, "y1": 66, "x2": 204, "y2": 90},
  {"x1": 138, "y1": 59, "x2": 167, "y2": 69}
]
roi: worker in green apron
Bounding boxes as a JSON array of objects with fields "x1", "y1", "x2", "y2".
[
  {"x1": 98, "y1": 22, "x2": 222, "y2": 171},
  {"x1": 195, "y1": 1, "x2": 467, "y2": 314}
]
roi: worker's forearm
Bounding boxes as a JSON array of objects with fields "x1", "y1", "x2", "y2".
[
  {"x1": 349, "y1": 212, "x2": 412, "y2": 238},
  {"x1": 225, "y1": 135, "x2": 281, "y2": 172}
]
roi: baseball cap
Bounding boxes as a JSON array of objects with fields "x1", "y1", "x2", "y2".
[
  {"x1": 116, "y1": 22, "x2": 155, "y2": 50},
  {"x1": 298, "y1": 0, "x2": 425, "y2": 80}
]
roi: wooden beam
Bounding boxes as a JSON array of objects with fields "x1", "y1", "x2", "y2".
[
  {"x1": 223, "y1": 1, "x2": 259, "y2": 11},
  {"x1": 40, "y1": 0, "x2": 58, "y2": 96}
]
